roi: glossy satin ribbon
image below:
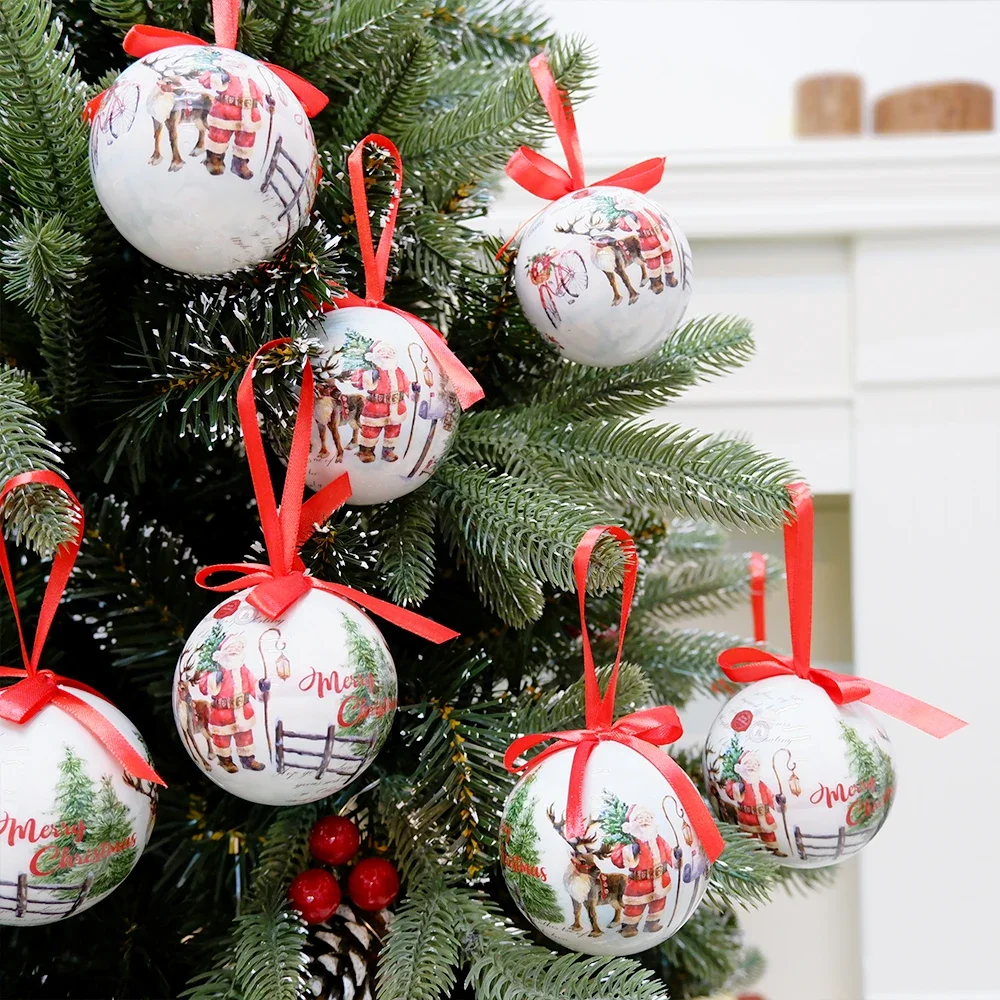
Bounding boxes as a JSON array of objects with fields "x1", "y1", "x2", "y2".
[
  {"x1": 193, "y1": 339, "x2": 459, "y2": 644},
  {"x1": 83, "y1": 0, "x2": 328, "y2": 123},
  {"x1": 0, "y1": 471, "x2": 164, "y2": 784},
  {"x1": 750, "y1": 552, "x2": 767, "y2": 643},
  {"x1": 504, "y1": 526, "x2": 725, "y2": 860},
  {"x1": 319, "y1": 134, "x2": 484, "y2": 410},
  {"x1": 505, "y1": 54, "x2": 666, "y2": 202},
  {"x1": 718, "y1": 483, "x2": 966, "y2": 738}
]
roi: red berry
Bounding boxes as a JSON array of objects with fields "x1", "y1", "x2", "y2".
[
  {"x1": 347, "y1": 857, "x2": 400, "y2": 911},
  {"x1": 288, "y1": 869, "x2": 340, "y2": 924},
  {"x1": 309, "y1": 816, "x2": 361, "y2": 866}
]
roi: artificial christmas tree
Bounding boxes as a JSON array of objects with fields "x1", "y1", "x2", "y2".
[{"x1": 0, "y1": 0, "x2": 876, "y2": 996}]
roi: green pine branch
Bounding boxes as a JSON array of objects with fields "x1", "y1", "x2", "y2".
[
  {"x1": 402, "y1": 37, "x2": 596, "y2": 200},
  {"x1": 69, "y1": 495, "x2": 201, "y2": 696},
  {"x1": 373, "y1": 490, "x2": 438, "y2": 605},
  {"x1": 0, "y1": 365, "x2": 75, "y2": 553},
  {"x1": 425, "y1": 0, "x2": 550, "y2": 62},
  {"x1": 376, "y1": 879, "x2": 464, "y2": 1000},
  {"x1": 635, "y1": 551, "x2": 783, "y2": 624},
  {"x1": 663, "y1": 517, "x2": 729, "y2": 558},
  {"x1": 0, "y1": 0, "x2": 93, "y2": 220},
  {"x1": 181, "y1": 807, "x2": 319, "y2": 1000},
  {"x1": 617, "y1": 628, "x2": 746, "y2": 706},
  {"x1": 325, "y1": 28, "x2": 438, "y2": 152}
]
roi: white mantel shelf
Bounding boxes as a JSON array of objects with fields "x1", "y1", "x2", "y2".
[{"x1": 492, "y1": 134, "x2": 1000, "y2": 239}]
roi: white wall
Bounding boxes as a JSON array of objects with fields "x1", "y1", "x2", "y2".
[{"x1": 540, "y1": 0, "x2": 1000, "y2": 154}]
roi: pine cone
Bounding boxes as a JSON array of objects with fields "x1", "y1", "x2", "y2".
[{"x1": 302, "y1": 901, "x2": 392, "y2": 1000}]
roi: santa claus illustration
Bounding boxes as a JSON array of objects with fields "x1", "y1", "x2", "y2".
[
  {"x1": 197, "y1": 65, "x2": 273, "y2": 180},
  {"x1": 725, "y1": 750, "x2": 778, "y2": 846},
  {"x1": 350, "y1": 341, "x2": 415, "y2": 464},
  {"x1": 198, "y1": 634, "x2": 266, "y2": 773},
  {"x1": 615, "y1": 206, "x2": 678, "y2": 294},
  {"x1": 610, "y1": 804, "x2": 673, "y2": 937}
]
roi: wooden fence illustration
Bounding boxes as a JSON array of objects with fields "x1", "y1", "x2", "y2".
[
  {"x1": 0, "y1": 872, "x2": 95, "y2": 920},
  {"x1": 792, "y1": 818, "x2": 884, "y2": 862},
  {"x1": 260, "y1": 137, "x2": 316, "y2": 242},
  {"x1": 274, "y1": 720, "x2": 375, "y2": 781}
]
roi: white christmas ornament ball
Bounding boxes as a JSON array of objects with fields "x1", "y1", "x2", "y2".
[
  {"x1": 0, "y1": 690, "x2": 157, "y2": 925},
  {"x1": 500, "y1": 742, "x2": 710, "y2": 956},
  {"x1": 514, "y1": 186, "x2": 692, "y2": 366},
  {"x1": 703, "y1": 675, "x2": 895, "y2": 869},
  {"x1": 304, "y1": 307, "x2": 460, "y2": 505},
  {"x1": 173, "y1": 587, "x2": 396, "y2": 805},
  {"x1": 89, "y1": 44, "x2": 319, "y2": 275}
]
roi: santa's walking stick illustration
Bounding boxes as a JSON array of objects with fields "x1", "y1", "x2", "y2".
[
  {"x1": 772, "y1": 747, "x2": 797, "y2": 855},
  {"x1": 404, "y1": 342, "x2": 428, "y2": 460},
  {"x1": 661, "y1": 795, "x2": 685, "y2": 928},
  {"x1": 257, "y1": 628, "x2": 278, "y2": 762}
]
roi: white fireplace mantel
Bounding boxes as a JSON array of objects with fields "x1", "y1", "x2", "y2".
[
  {"x1": 490, "y1": 136, "x2": 1000, "y2": 1000},
  {"x1": 493, "y1": 134, "x2": 1000, "y2": 240}
]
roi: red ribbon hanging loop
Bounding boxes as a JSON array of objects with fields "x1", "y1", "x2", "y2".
[
  {"x1": 504, "y1": 54, "x2": 666, "y2": 202},
  {"x1": 320, "y1": 134, "x2": 484, "y2": 410},
  {"x1": 749, "y1": 551, "x2": 767, "y2": 644},
  {"x1": 504, "y1": 526, "x2": 725, "y2": 862},
  {"x1": 193, "y1": 340, "x2": 459, "y2": 646},
  {"x1": 83, "y1": 0, "x2": 328, "y2": 123},
  {"x1": 0, "y1": 471, "x2": 165, "y2": 785},
  {"x1": 717, "y1": 483, "x2": 966, "y2": 739}
]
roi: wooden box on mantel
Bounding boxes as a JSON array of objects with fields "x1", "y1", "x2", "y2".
[
  {"x1": 796, "y1": 74, "x2": 864, "y2": 136},
  {"x1": 874, "y1": 81, "x2": 994, "y2": 134}
]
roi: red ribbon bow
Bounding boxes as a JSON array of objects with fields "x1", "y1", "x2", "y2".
[
  {"x1": 504, "y1": 526, "x2": 725, "y2": 862},
  {"x1": 505, "y1": 54, "x2": 665, "y2": 202},
  {"x1": 718, "y1": 482, "x2": 966, "y2": 738},
  {"x1": 83, "y1": 0, "x2": 328, "y2": 124},
  {"x1": 0, "y1": 471, "x2": 165, "y2": 785},
  {"x1": 194, "y1": 339, "x2": 459, "y2": 645},
  {"x1": 319, "y1": 134, "x2": 484, "y2": 411}
]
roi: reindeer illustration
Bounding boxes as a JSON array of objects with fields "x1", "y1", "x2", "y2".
[
  {"x1": 146, "y1": 75, "x2": 210, "y2": 171},
  {"x1": 548, "y1": 805, "x2": 626, "y2": 937},
  {"x1": 314, "y1": 376, "x2": 365, "y2": 462},
  {"x1": 122, "y1": 771, "x2": 160, "y2": 824},
  {"x1": 556, "y1": 210, "x2": 646, "y2": 307},
  {"x1": 175, "y1": 676, "x2": 214, "y2": 771},
  {"x1": 556, "y1": 198, "x2": 680, "y2": 307}
]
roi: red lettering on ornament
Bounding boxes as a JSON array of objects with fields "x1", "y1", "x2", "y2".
[
  {"x1": 338, "y1": 692, "x2": 396, "y2": 729},
  {"x1": 501, "y1": 853, "x2": 549, "y2": 881},
  {"x1": 29, "y1": 832, "x2": 137, "y2": 876},
  {"x1": 298, "y1": 667, "x2": 376, "y2": 699},
  {"x1": 1, "y1": 813, "x2": 85, "y2": 847},
  {"x1": 810, "y1": 777, "x2": 879, "y2": 810}
]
